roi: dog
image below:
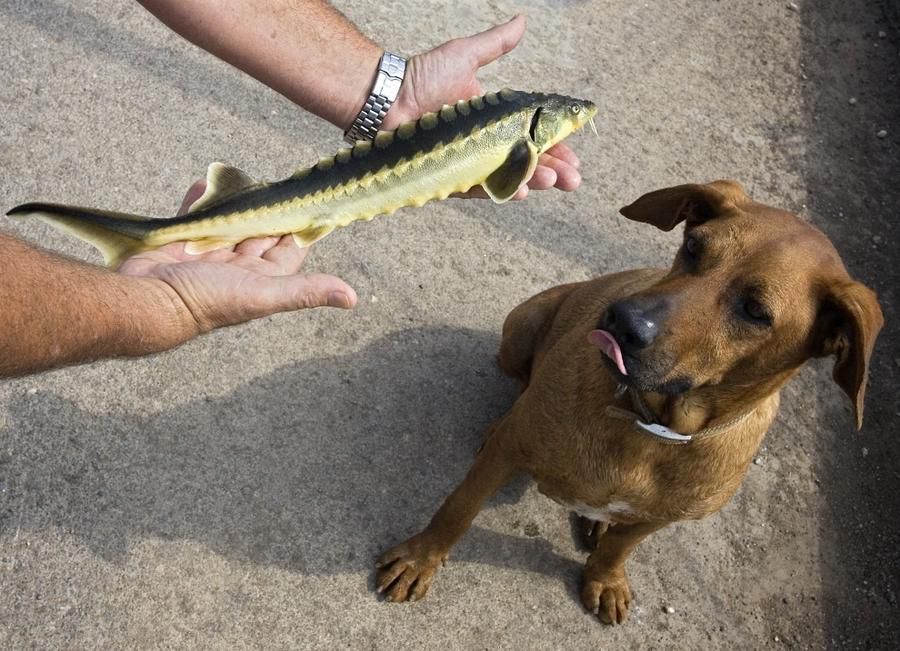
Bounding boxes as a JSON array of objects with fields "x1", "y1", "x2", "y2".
[{"x1": 374, "y1": 180, "x2": 884, "y2": 624}]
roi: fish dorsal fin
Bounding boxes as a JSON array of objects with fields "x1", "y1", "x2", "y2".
[
  {"x1": 188, "y1": 162, "x2": 258, "y2": 213},
  {"x1": 482, "y1": 139, "x2": 539, "y2": 204}
]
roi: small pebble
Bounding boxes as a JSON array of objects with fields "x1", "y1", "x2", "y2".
[
  {"x1": 370, "y1": 295, "x2": 378, "y2": 303},
  {"x1": 873, "y1": 235, "x2": 882, "y2": 244},
  {"x1": 26, "y1": 388, "x2": 37, "y2": 395},
  {"x1": 848, "y1": 97, "x2": 857, "y2": 105},
  {"x1": 877, "y1": 129, "x2": 888, "y2": 139},
  {"x1": 665, "y1": 605, "x2": 675, "y2": 614},
  {"x1": 775, "y1": 635, "x2": 781, "y2": 643},
  {"x1": 878, "y1": 31, "x2": 887, "y2": 39},
  {"x1": 862, "y1": 447, "x2": 869, "y2": 457},
  {"x1": 786, "y1": 2, "x2": 798, "y2": 11},
  {"x1": 753, "y1": 457, "x2": 763, "y2": 465}
]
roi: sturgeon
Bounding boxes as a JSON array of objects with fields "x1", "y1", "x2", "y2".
[{"x1": 7, "y1": 89, "x2": 597, "y2": 268}]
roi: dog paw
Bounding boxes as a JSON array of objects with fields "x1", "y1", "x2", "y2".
[
  {"x1": 375, "y1": 536, "x2": 448, "y2": 603},
  {"x1": 581, "y1": 571, "x2": 632, "y2": 625}
]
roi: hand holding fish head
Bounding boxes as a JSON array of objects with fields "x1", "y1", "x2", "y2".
[{"x1": 384, "y1": 15, "x2": 587, "y2": 197}]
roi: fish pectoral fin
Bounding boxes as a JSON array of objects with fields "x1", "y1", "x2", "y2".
[
  {"x1": 482, "y1": 139, "x2": 539, "y2": 204},
  {"x1": 183, "y1": 238, "x2": 238, "y2": 255},
  {"x1": 188, "y1": 162, "x2": 259, "y2": 213},
  {"x1": 292, "y1": 225, "x2": 335, "y2": 248}
]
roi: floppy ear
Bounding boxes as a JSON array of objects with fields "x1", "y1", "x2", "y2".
[
  {"x1": 619, "y1": 180, "x2": 747, "y2": 231},
  {"x1": 815, "y1": 280, "x2": 884, "y2": 430}
]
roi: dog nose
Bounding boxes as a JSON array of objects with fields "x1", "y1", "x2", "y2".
[{"x1": 603, "y1": 299, "x2": 660, "y2": 350}]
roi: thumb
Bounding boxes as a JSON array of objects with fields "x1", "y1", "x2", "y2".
[
  {"x1": 264, "y1": 273, "x2": 358, "y2": 312},
  {"x1": 465, "y1": 15, "x2": 526, "y2": 67}
]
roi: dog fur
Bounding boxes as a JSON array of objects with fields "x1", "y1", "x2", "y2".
[{"x1": 374, "y1": 180, "x2": 884, "y2": 624}]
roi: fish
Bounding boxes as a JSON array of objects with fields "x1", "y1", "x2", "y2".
[{"x1": 6, "y1": 89, "x2": 598, "y2": 268}]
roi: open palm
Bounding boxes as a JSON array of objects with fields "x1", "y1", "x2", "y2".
[{"x1": 118, "y1": 181, "x2": 356, "y2": 333}]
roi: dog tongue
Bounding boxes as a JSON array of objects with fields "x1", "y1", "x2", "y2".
[{"x1": 588, "y1": 329, "x2": 628, "y2": 376}]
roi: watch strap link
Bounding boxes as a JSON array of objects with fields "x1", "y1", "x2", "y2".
[{"x1": 344, "y1": 52, "x2": 407, "y2": 144}]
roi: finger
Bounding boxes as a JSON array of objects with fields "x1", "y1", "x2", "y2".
[
  {"x1": 261, "y1": 235, "x2": 309, "y2": 273},
  {"x1": 466, "y1": 15, "x2": 527, "y2": 67},
  {"x1": 525, "y1": 165, "x2": 558, "y2": 191},
  {"x1": 266, "y1": 273, "x2": 358, "y2": 311},
  {"x1": 454, "y1": 185, "x2": 487, "y2": 200},
  {"x1": 234, "y1": 236, "x2": 281, "y2": 258},
  {"x1": 177, "y1": 180, "x2": 207, "y2": 216},
  {"x1": 511, "y1": 184, "x2": 529, "y2": 201},
  {"x1": 544, "y1": 142, "x2": 581, "y2": 169},
  {"x1": 539, "y1": 154, "x2": 582, "y2": 191},
  {"x1": 185, "y1": 245, "x2": 238, "y2": 263}
]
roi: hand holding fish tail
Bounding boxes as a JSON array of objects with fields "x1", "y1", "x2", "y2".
[
  {"x1": 118, "y1": 181, "x2": 357, "y2": 333},
  {"x1": 384, "y1": 15, "x2": 582, "y2": 198}
]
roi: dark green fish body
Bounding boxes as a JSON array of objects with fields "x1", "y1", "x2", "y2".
[{"x1": 7, "y1": 89, "x2": 597, "y2": 267}]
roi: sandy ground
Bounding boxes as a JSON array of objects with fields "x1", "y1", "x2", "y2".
[{"x1": 1, "y1": 0, "x2": 898, "y2": 648}]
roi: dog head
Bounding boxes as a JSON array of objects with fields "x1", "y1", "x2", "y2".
[{"x1": 593, "y1": 181, "x2": 883, "y2": 429}]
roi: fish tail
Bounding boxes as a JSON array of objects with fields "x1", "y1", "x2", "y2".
[{"x1": 5, "y1": 202, "x2": 156, "y2": 268}]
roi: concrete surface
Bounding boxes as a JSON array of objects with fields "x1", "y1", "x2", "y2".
[{"x1": 1, "y1": 0, "x2": 898, "y2": 648}]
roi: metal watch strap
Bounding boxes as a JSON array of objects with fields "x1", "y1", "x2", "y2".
[{"x1": 344, "y1": 52, "x2": 406, "y2": 143}]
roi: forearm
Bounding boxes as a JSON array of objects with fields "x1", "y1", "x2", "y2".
[
  {"x1": 0, "y1": 234, "x2": 197, "y2": 377},
  {"x1": 137, "y1": 0, "x2": 382, "y2": 130}
]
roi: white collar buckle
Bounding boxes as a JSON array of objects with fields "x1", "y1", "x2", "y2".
[{"x1": 635, "y1": 420, "x2": 693, "y2": 444}]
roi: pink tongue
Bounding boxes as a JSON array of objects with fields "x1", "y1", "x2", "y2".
[{"x1": 588, "y1": 329, "x2": 628, "y2": 376}]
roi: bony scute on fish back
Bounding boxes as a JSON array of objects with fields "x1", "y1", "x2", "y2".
[{"x1": 6, "y1": 89, "x2": 597, "y2": 268}]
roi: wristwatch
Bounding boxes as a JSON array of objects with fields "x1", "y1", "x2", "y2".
[{"x1": 344, "y1": 51, "x2": 407, "y2": 144}]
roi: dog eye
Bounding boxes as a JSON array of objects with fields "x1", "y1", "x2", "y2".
[
  {"x1": 742, "y1": 299, "x2": 772, "y2": 325},
  {"x1": 683, "y1": 236, "x2": 701, "y2": 260}
]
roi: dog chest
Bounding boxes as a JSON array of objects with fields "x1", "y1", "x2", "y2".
[{"x1": 552, "y1": 497, "x2": 637, "y2": 523}]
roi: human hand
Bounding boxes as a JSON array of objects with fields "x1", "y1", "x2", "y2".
[
  {"x1": 383, "y1": 15, "x2": 582, "y2": 200},
  {"x1": 118, "y1": 181, "x2": 357, "y2": 334}
]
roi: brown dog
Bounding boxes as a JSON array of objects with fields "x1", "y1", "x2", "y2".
[{"x1": 374, "y1": 181, "x2": 884, "y2": 624}]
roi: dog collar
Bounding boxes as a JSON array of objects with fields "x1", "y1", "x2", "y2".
[{"x1": 606, "y1": 385, "x2": 756, "y2": 445}]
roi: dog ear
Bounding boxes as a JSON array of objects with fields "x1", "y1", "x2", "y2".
[
  {"x1": 619, "y1": 180, "x2": 747, "y2": 231},
  {"x1": 815, "y1": 280, "x2": 884, "y2": 430}
]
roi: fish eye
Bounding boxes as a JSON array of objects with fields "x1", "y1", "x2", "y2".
[{"x1": 571, "y1": 105, "x2": 581, "y2": 114}]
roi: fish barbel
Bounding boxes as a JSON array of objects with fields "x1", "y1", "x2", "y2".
[{"x1": 7, "y1": 89, "x2": 597, "y2": 268}]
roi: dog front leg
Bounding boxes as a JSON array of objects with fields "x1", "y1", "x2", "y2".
[
  {"x1": 581, "y1": 521, "x2": 665, "y2": 624},
  {"x1": 375, "y1": 431, "x2": 517, "y2": 602}
]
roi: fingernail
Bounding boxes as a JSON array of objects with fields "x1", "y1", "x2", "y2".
[{"x1": 328, "y1": 292, "x2": 351, "y2": 309}]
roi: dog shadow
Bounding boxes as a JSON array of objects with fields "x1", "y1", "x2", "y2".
[{"x1": 1, "y1": 326, "x2": 583, "y2": 587}]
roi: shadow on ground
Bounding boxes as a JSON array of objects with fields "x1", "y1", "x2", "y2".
[
  {"x1": 1, "y1": 326, "x2": 584, "y2": 585},
  {"x1": 800, "y1": 0, "x2": 900, "y2": 647}
]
